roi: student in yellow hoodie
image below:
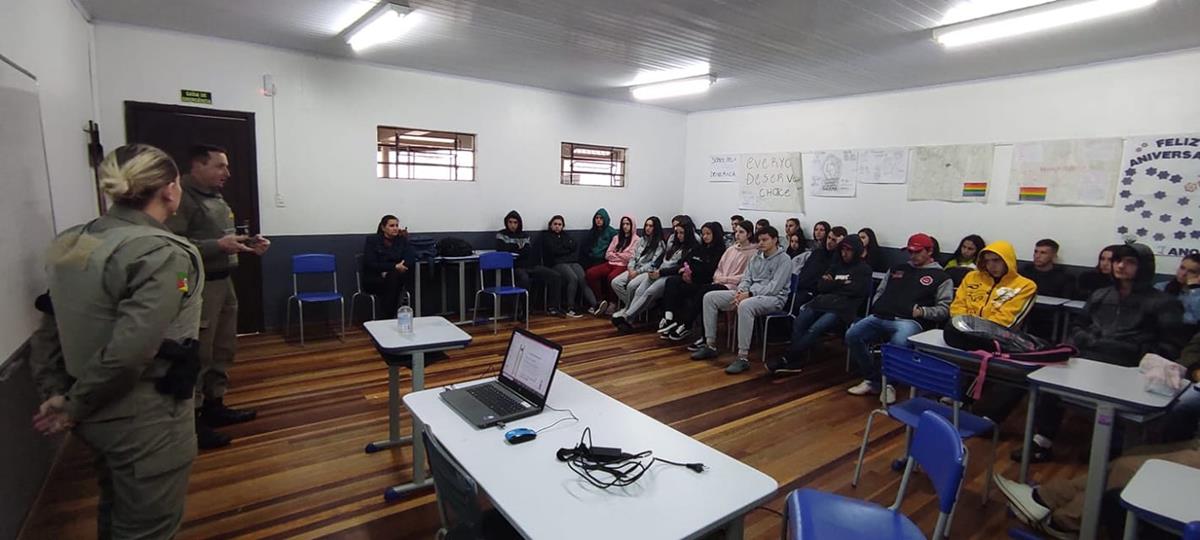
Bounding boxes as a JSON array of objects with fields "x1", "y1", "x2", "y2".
[{"x1": 950, "y1": 240, "x2": 1038, "y2": 328}]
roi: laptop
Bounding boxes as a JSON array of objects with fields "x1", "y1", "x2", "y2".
[{"x1": 440, "y1": 328, "x2": 563, "y2": 428}]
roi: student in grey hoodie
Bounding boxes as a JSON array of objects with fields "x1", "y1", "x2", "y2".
[
  {"x1": 611, "y1": 216, "x2": 665, "y2": 312},
  {"x1": 692, "y1": 225, "x2": 793, "y2": 374}
]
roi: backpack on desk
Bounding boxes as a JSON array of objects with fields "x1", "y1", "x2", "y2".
[
  {"x1": 408, "y1": 237, "x2": 438, "y2": 261},
  {"x1": 944, "y1": 315, "x2": 1075, "y2": 399},
  {"x1": 436, "y1": 237, "x2": 474, "y2": 258}
]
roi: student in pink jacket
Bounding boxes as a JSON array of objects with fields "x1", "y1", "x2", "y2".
[{"x1": 585, "y1": 215, "x2": 635, "y2": 315}]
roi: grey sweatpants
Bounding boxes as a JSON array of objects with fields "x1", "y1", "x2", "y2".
[
  {"x1": 625, "y1": 275, "x2": 668, "y2": 318},
  {"x1": 611, "y1": 271, "x2": 651, "y2": 309},
  {"x1": 702, "y1": 290, "x2": 783, "y2": 356}
]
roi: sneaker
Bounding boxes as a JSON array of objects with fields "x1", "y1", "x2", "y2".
[
  {"x1": 766, "y1": 357, "x2": 803, "y2": 375},
  {"x1": 686, "y1": 337, "x2": 707, "y2": 352},
  {"x1": 724, "y1": 357, "x2": 750, "y2": 374},
  {"x1": 847, "y1": 380, "x2": 877, "y2": 396},
  {"x1": 613, "y1": 317, "x2": 635, "y2": 334},
  {"x1": 690, "y1": 345, "x2": 718, "y2": 360},
  {"x1": 547, "y1": 308, "x2": 566, "y2": 318},
  {"x1": 667, "y1": 325, "x2": 691, "y2": 341},
  {"x1": 657, "y1": 321, "x2": 678, "y2": 335},
  {"x1": 993, "y1": 474, "x2": 1051, "y2": 527},
  {"x1": 565, "y1": 309, "x2": 584, "y2": 319},
  {"x1": 590, "y1": 300, "x2": 608, "y2": 317},
  {"x1": 612, "y1": 309, "x2": 627, "y2": 319},
  {"x1": 882, "y1": 384, "x2": 896, "y2": 405},
  {"x1": 1010, "y1": 442, "x2": 1054, "y2": 464}
]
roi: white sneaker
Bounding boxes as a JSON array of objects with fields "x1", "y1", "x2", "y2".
[
  {"x1": 882, "y1": 384, "x2": 896, "y2": 405},
  {"x1": 612, "y1": 309, "x2": 627, "y2": 319},
  {"x1": 993, "y1": 473, "x2": 1051, "y2": 527},
  {"x1": 657, "y1": 322, "x2": 678, "y2": 335},
  {"x1": 847, "y1": 380, "x2": 876, "y2": 396}
]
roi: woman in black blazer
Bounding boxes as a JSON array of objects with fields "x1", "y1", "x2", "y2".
[{"x1": 362, "y1": 215, "x2": 417, "y2": 316}]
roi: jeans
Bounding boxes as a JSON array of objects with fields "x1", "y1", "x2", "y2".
[
  {"x1": 845, "y1": 315, "x2": 923, "y2": 384},
  {"x1": 552, "y1": 263, "x2": 595, "y2": 310},
  {"x1": 515, "y1": 266, "x2": 561, "y2": 309},
  {"x1": 783, "y1": 308, "x2": 842, "y2": 362},
  {"x1": 664, "y1": 278, "x2": 724, "y2": 335}
]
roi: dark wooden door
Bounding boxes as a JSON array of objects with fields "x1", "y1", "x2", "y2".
[{"x1": 124, "y1": 101, "x2": 264, "y2": 334}]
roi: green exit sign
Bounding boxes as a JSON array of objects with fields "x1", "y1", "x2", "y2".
[{"x1": 180, "y1": 89, "x2": 212, "y2": 104}]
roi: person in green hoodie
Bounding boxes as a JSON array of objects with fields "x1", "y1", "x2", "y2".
[{"x1": 580, "y1": 208, "x2": 617, "y2": 269}]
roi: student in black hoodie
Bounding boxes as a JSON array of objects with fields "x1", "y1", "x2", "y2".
[
  {"x1": 768, "y1": 234, "x2": 873, "y2": 374},
  {"x1": 790, "y1": 226, "x2": 844, "y2": 305},
  {"x1": 1074, "y1": 244, "x2": 1118, "y2": 301},
  {"x1": 543, "y1": 215, "x2": 594, "y2": 318},
  {"x1": 495, "y1": 210, "x2": 564, "y2": 317},
  {"x1": 361, "y1": 214, "x2": 417, "y2": 317}
]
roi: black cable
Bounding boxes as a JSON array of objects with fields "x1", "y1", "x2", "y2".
[
  {"x1": 754, "y1": 506, "x2": 784, "y2": 519},
  {"x1": 558, "y1": 427, "x2": 706, "y2": 489},
  {"x1": 535, "y1": 405, "x2": 579, "y2": 433}
]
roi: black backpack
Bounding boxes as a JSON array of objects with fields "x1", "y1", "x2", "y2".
[
  {"x1": 408, "y1": 237, "x2": 438, "y2": 261},
  {"x1": 436, "y1": 237, "x2": 474, "y2": 258},
  {"x1": 944, "y1": 315, "x2": 1075, "y2": 399}
]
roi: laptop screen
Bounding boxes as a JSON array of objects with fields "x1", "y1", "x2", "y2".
[{"x1": 499, "y1": 329, "x2": 560, "y2": 401}]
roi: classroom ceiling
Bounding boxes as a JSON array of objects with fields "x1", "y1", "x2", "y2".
[{"x1": 78, "y1": 0, "x2": 1200, "y2": 112}]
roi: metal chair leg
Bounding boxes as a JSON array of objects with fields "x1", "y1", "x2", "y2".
[
  {"x1": 369, "y1": 295, "x2": 376, "y2": 321},
  {"x1": 339, "y1": 297, "x2": 346, "y2": 341},
  {"x1": 525, "y1": 293, "x2": 530, "y2": 329},
  {"x1": 285, "y1": 297, "x2": 293, "y2": 342},
  {"x1": 298, "y1": 301, "x2": 305, "y2": 347},
  {"x1": 852, "y1": 409, "x2": 884, "y2": 486},
  {"x1": 983, "y1": 426, "x2": 999, "y2": 507}
]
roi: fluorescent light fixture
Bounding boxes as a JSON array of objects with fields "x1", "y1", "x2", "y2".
[
  {"x1": 398, "y1": 135, "x2": 455, "y2": 143},
  {"x1": 343, "y1": 2, "x2": 414, "y2": 52},
  {"x1": 940, "y1": 0, "x2": 1054, "y2": 25},
  {"x1": 630, "y1": 75, "x2": 715, "y2": 101},
  {"x1": 573, "y1": 148, "x2": 612, "y2": 157},
  {"x1": 627, "y1": 62, "x2": 711, "y2": 86},
  {"x1": 933, "y1": 0, "x2": 1157, "y2": 48}
]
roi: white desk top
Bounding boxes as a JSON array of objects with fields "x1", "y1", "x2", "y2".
[
  {"x1": 1121, "y1": 459, "x2": 1200, "y2": 526},
  {"x1": 872, "y1": 272, "x2": 887, "y2": 280},
  {"x1": 908, "y1": 329, "x2": 950, "y2": 350},
  {"x1": 404, "y1": 373, "x2": 778, "y2": 540},
  {"x1": 1035, "y1": 295, "x2": 1071, "y2": 307},
  {"x1": 363, "y1": 317, "x2": 472, "y2": 353},
  {"x1": 1062, "y1": 299, "x2": 1087, "y2": 310},
  {"x1": 1028, "y1": 358, "x2": 1184, "y2": 411}
]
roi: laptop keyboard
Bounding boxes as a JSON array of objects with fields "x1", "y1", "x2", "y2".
[{"x1": 467, "y1": 384, "x2": 527, "y2": 416}]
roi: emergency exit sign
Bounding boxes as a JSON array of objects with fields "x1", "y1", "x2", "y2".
[{"x1": 180, "y1": 89, "x2": 212, "y2": 104}]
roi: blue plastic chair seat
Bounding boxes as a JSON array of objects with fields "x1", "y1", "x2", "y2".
[
  {"x1": 483, "y1": 286, "x2": 527, "y2": 296},
  {"x1": 296, "y1": 291, "x2": 343, "y2": 302},
  {"x1": 787, "y1": 488, "x2": 924, "y2": 540},
  {"x1": 888, "y1": 397, "x2": 996, "y2": 439}
]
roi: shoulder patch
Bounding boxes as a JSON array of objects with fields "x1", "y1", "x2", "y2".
[
  {"x1": 919, "y1": 275, "x2": 934, "y2": 286},
  {"x1": 176, "y1": 271, "x2": 190, "y2": 292}
]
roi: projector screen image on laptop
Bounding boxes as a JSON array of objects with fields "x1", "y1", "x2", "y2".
[{"x1": 500, "y1": 329, "x2": 558, "y2": 400}]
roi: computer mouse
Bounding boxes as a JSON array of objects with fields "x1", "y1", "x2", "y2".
[{"x1": 504, "y1": 427, "x2": 537, "y2": 445}]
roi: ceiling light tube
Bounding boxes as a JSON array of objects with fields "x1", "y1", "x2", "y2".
[
  {"x1": 343, "y1": 2, "x2": 413, "y2": 52},
  {"x1": 630, "y1": 74, "x2": 716, "y2": 101},
  {"x1": 933, "y1": 0, "x2": 1157, "y2": 48},
  {"x1": 398, "y1": 135, "x2": 455, "y2": 143}
]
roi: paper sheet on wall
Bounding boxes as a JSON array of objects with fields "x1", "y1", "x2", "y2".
[
  {"x1": 1007, "y1": 138, "x2": 1122, "y2": 206},
  {"x1": 907, "y1": 144, "x2": 994, "y2": 202},
  {"x1": 1114, "y1": 134, "x2": 1200, "y2": 257},
  {"x1": 708, "y1": 154, "x2": 739, "y2": 182},
  {"x1": 857, "y1": 147, "x2": 908, "y2": 184},
  {"x1": 804, "y1": 150, "x2": 857, "y2": 197},
  {"x1": 737, "y1": 152, "x2": 804, "y2": 212}
]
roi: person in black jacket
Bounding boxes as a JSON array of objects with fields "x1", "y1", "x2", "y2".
[
  {"x1": 495, "y1": 210, "x2": 564, "y2": 317},
  {"x1": 768, "y1": 234, "x2": 872, "y2": 374},
  {"x1": 857, "y1": 227, "x2": 889, "y2": 273},
  {"x1": 658, "y1": 222, "x2": 726, "y2": 341},
  {"x1": 361, "y1": 214, "x2": 416, "y2": 317},
  {"x1": 1074, "y1": 244, "x2": 1118, "y2": 301},
  {"x1": 1021, "y1": 238, "x2": 1075, "y2": 338},
  {"x1": 543, "y1": 215, "x2": 593, "y2": 318}
]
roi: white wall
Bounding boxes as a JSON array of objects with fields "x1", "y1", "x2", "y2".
[
  {"x1": 93, "y1": 23, "x2": 687, "y2": 236},
  {"x1": 0, "y1": 0, "x2": 99, "y2": 231},
  {"x1": 683, "y1": 49, "x2": 1200, "y2": 266}
]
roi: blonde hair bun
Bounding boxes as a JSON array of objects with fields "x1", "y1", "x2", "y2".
[{"x1": 98, "y1": 144, "x2": 179, "y2": 206}]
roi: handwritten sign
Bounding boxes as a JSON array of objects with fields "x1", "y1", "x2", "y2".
[
  {"x1": 738, "y1": 152, "x2": 803, "y2": 212},
  {"x1": 709, "y1": 154, "x2": 739, "y2": 182}
]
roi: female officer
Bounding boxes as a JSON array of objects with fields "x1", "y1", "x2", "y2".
[{"x1": 33, "y1": 144, "x2": 204, "y2": 539}]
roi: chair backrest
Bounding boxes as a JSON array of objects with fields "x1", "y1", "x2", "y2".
[
  {"x1": 880, "y1": 344, "x2": 962, "y2": 401},
  {"x1": 293, "y1": 253, "x2": 336, "y2": 274},
  {"x1": 1185, "y1": 521, "x2": 1200, "y2": 540},
  {"x1": 354, "y1": 253, "x2": 364, "y2": 292},
  {"x1": 478, "y1": 251, "x2": 514, "y2": 271},
  {"x1": 910, "y1": 411, "x2": 966, "y2": 515},
  {"x1": 783, "y1": 272, "x2": 802, "y2": 314},
  {"x1": 423, "y1": 429, "x2": 486, "y2": 537}
]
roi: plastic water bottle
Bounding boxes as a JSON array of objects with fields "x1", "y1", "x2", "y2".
[{"x1": 396, "y1": 293, "x2": 414, "y2": 334}]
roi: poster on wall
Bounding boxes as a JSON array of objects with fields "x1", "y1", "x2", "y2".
[
  {"x1": 708, "y1": 154, "x2": 739, "y2": 182},
  {"x1": 804, "y1": 150, "x2": 858, "y2": 197},
  {"x1": 857, "y1": 147, "x2": 909, "y2": 184},
  {"x1": 907, "y1": 144, "x2": 994, "y2": 203},
  {"x1": 1007, "y1": 138, "x2": 1123, "y2": 206},
  {"x1": 1115, "y1": 134, "x2": 1200, "y2": 257},
  {"x1": 738, "y1": 152, "x2": 804, "y2": 212}
]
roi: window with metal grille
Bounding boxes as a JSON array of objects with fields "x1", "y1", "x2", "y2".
[
  {"x1": 561, "y1": 142, "x2": 626, "y2": 187},
  {"x1": 377, "y1": 126, "x2": 475, "y2": 181}
]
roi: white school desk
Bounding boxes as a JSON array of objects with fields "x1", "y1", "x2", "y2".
[
  {"x1": 404, "y1": 372, "x2": 779, "y2": 540},
  {"x1": 1021, "y1": 360, "x2": 1187, "y2": 540},
  {"x1": 413, "y1": 250, "x2": 493, "y2": 324},
  {"x1": 363, "y1": 317, "x2": 472, "y2": 500},
  {"x1": 907, "y1": 329, "x2": 1037, "y2": 387},
  {"x1": 1033, "y1": 295, "x2": 1070, "y2": 341},
  {"x1": 1121, "y1": 458, "x2": 1200, "y2": 539}
]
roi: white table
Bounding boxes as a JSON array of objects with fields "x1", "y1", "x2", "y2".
[
  {"x1": 1060, "y1": 299, "x2": 1087, "y2": 342},
  {"x1": 1121, "y1": 459, "x2": 1200, "y2": 539},
  {"x1": 413, "y1": 250, "x2": 493, "y2": 325},
  {"x1": 1021, "y1": 359, "x2": 1187, "y2": 540},
  {"x1": 363, "y1": 317, "x2": 472, "y2": 501},
  {"x1": 404, "y1": 372, "x2": 779, "y2": 540},
  {"x1": 1034, "y1": 295, "x2": 1071, "y2": 342}
]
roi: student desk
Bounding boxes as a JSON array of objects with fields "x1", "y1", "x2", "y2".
[
  {"x1": 403, "y1": 372, "x2": 778, "y2": 540},
  {"x1": 1033, "y1": 295, "x2": 1071, "y2": 342},
  {"x1": 1021, "y1": 360, "x2": 1187, "y2": 540},
  {"x1": 907, "y1": 329, "x2": 1038, "y2": 387},
  {"x1": 1121, "y1": 458, "x2": 1200, "y2": 540},
  {"x1": 363, "y1": 317, "x2": 472, "y2": 500}
]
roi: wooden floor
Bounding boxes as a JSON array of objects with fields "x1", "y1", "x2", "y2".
[{"x1": 22, "y1": 315, "x2": 1098, "y2": 539}]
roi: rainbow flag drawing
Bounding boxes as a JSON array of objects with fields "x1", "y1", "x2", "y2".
[
  {"x1": 962, "y1": 182, "x2": 988, "y2": 198},
  {"x1": 1019, "y1": 186, "x2": 1048, "y2": 202}
]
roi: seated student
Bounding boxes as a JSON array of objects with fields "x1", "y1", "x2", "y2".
[
  {"x1": 680, "y1": 221, "x2": 756, "y2": 345},
  {"x1": 543, "y1": 215, "x2": 594, "y2": 318},
  {"x1": 1156, "y1": 253, "x2": 1200, "y2": 327},
  {"x1": 611, "y1": 217, "x2": 665, "y2": 316},
  {"x1": 846, "y1": 233, "x2": 952, "y2": 402},
  {"x1": 1018, "y1": 243, "x2": 1185, "y2": 463},
  {"x1": 614, "y1": 220, "x2": 697, "y2": 333},
  {"x1": 754, "y1": 218, "x2": 770, "y2": 236},
  {"x1": 1074, "y1": 244, "x2": 1118, "y2": 301},
  {"x1": 659, "y1": 222, "x2": 727, "y2": 340},
  {"x1": 585, "y1": 215, "x2": 636, "y2": 315},
  {"x1": 362, "y1": 214, "x2": 417, "y2": 316},
  {"x1": 580, "y1": 208, "x2": 617, "y2": 269},
  {"x1": 945, "y1": 234, "x2": 985, "y2": 269},
  {"x1": 495, "y1": 211, "x2": 564, "y2": 317},
  {"x1": 785, "y1": 217, "x2": 801, "y2": 240},
  {"x1": 725, "y1": 214, "x2": 744, "y2": 246},
  {"x1": 1021, "y1": 238, "x2": 1075, "y2": 338},
  {"x1": 857, "y1": 227, "x2": 888, "y2": 273},
  {"x1": 811, "y1": 221, "x2": 830, "y2": 251},
  {"x1": 1163, "y1": 330, "x2": 1200, "y2": 443},
  {"x1": 786, "y1": 232, "x2": 806, "y2": 258},
  {"x1": 768, "y1": 234, "x2": 872, "y2": 374},
  {"x1": 791, "y1": 226, "x2": 844, "y2": 303},
  {"x1": 691, "y1": 226, "x2": 792, "y2": 374},
  {"x1": 949, "y1": 240, "x2": 1037, "y2": 328}
]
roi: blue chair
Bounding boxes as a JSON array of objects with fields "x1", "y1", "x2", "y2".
[
  {"x1": 471, "y1": 252, "x2": 528, "y2": 334},
  {"x1": 350, "y1": 253, "x2": 377, "y2": 323},
  {"x1": 285, "y1": 253, "x2": 345, "y2": 346},
  {"x1": 783, "y1": 411, "x2": 966, "y2": 539},
  {"x1": 852, "y1": 345, "x2": 999, "y2": 510},
  {"x1": 1188, "y1": 522, "x2": 1200, "y2": 540}
]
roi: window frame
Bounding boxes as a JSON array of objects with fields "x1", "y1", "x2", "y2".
[
  {"x1": 376, "y1": 126, "x2": 477, "y2": 182},
  {"x1": 560, "y1": 142, "x2": 626, "y2": 188}
]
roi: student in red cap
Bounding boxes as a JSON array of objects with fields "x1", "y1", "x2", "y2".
[{"x1": 844, "y1": 233, "x2": 953, "y2": 402}]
